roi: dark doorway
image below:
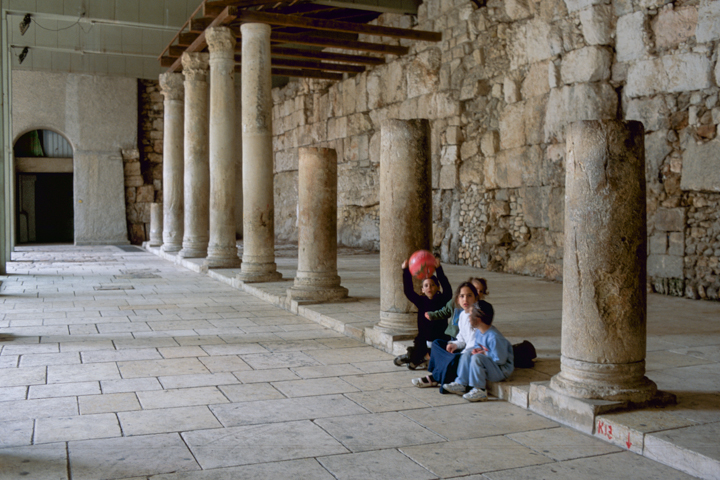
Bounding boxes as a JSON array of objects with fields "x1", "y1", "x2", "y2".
[{"x1": 15, "y1": 130, "x2": 74, "y2": 244}]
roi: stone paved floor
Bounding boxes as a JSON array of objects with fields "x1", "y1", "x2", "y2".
[{"x1": 0, "y1": 245, "x2": 717, "y2": 479}]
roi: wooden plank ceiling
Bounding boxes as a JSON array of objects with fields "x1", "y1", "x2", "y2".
[{"x1": 159, "y1": 0, "x2": 441, "y2": 81}]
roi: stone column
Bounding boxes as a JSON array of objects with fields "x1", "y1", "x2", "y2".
[
  {"x1": 205, "y1": 27, "x2": 240, "y2": 268},
  {"x1": 375, "y1": 119, "x2": 432, "y2": 335},
  {"x1": 236, "y1": 23, "x2": 281, "y2": 282},
  {"x1": 178, "y1": 52, "x2": 210, "y2": 259},
  {"x1": 550, "y1": 120, "x2": 657, "y2": 402},
  {"x1": 159, "y1": 72, "x2": 184, "y2": 252},
  {"x1": 288, "y1": 148, "x2": 348, "y2": 302},
  {"x1": 149, "y1": 203, "x2": 163, "y2": 247}
]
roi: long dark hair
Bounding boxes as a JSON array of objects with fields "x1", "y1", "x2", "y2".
[
  {"x1": 452, "y1": 281, "x2": 478, "y2": 309},
  {"x1": 469, "y1": 277, "x2": 488, "y2": 295},
  {"x1": 471, "y1": 300, "x2": 495, "y2": 326}
]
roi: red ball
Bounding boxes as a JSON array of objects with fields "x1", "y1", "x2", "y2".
[{"x1": 408, "y1": 250, "x2": 437, "y2": 280}]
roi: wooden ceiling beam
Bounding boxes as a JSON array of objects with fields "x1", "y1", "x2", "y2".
[
  {"x1": 168, "y1": 6, "x2": 239, "y2": 73},
  {"x1": 178, "y1": 32, "x2": 200, "y2": 46},
  {"x1": 190, "y1": 16, "x2": 215, "y2": 32},
  {"x1": 268, "y1": 31, "x2": 408, "y2": 56},
  {"x1": 204, "y1": 0, "x2": 282, "y2": 17},
  {"x1": 271, "y1": 68, "x2": 344, "y2": 81},
  {"x1": 270, "y1": 46, "x2": 384, "y2": 66},
  {"x1": 234, "y1": 10, "x2": 441, "y2": 42},
  {"x1": 268, "y1": 57, "x2": 364, "y2": 73}
]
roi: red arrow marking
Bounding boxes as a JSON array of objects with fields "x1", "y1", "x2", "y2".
[{"x1": 626, "y1": 432, "x2": 632, "y2": 449}]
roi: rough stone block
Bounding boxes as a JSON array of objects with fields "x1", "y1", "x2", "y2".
[
  {"x1": 460, "y1": 140, "x2": 478, "y2": 160},
  {"x1": 407, "y1": 48, "x2": 441, "y2": 98},
  {"x1": 526, "y1": 18, "x2": 563, "y2": 64},
  {"x1": 626, "y1": 54, "x2": 712, "y2": 98},
  {"x1": 648, "y1": 254, "x2": 683, "y2": 278},
  {"x1": 544, "y1": 83, "x2": 618, "y2": 142},
  {"x1": 522, "y1": 186, "x2": 550, "y2": 228},
  {"x1": 344, "y1": 135, "x2": 369, "y2": 162},
  {"x1": 652, "y1": 6, "x2": 698, "y2": 49},
  {"x1": 548, "y1": 62, "x2": 561, "y2": 89},
  {"x1": 579, "y1": 4, "x2": 613, "y2": 45},
  {"x1": 481, "y1": 131, "x2": 499, "y2": 156},
  {"x1": 521, "y1": 145, "x2": 543, "y2": 187},
  {"x1": 499, "y1": 103, "x2": 525, "y2": 150},
  {"x1": 505, "y1": 0, "x2": 533, "y2": 20},
  {"x1": 625, "y1": 97, "x2": 671, "y2": 132},
  {"x1": 680, "y1": 138, "x2": 720, "y2": 192},
  {"x1": 654, "y1": 207, "x2": 686, "y2": 232},
  {"x1": 548, "y1": 187, "x2": 564, "y2": 232},
  {"x1": 696, "y1": 1, "x2": 720, "y2": 43},
  {"x1": 124, "y1": 162, "x2": 141, "y2": 177},
  {"x1": 524, "y1": 95, "x2": 547, "y2": 146},
  {"x1": 337, "y1": 164, "x2": 378, "y2": 207},
  {"x1": 439, "y1": 164, "x2": 458, "y2": 189},
  {"x1": 649, "y1": 233, "x2": 668, "y2": 255},
  {"x1": 542, "y1": 143, "x2": 565, "y2": 186},
  {"x1": 492, "y1": 147, "x2": 526, "y2": 188},
  {"x1": 616, "y1": 12, "x2": 647, "y2": 62},
  {"x1": 644, "y1": 131, "x2": 672, "y2": 182},
  {"x1": 460, "y1": 79, "x2": 491, "y2": 100},
  {"x1": 440, "y1": 145, "x2": 459, "y2": 166},
  {"x1": 125, "y1": 175, "x2": 144, "y2": 188},
  {"x1": 275, "y1": 149, "x2": 298, "y2": 173},
  {"x1": 504, "y1": 77, "x2": 520, "y2": 103},
  {"x1": 668, "y1": 232, "x2": 684, "y2": 256},
  {"x1": 136, "y1": 185, "x2": 154, "y2": 203},
  {"x1": 522, "y1": 61, "x2": 551, "y2": 99},
  {"x1": 445, "y1": 126, "x2": 463, "y2": 145},
  {"x1": 459, "y1": 156, "x2": 484, "y2": 187},
  {"x1": 560, "y1": 46, "x2": 612, "y2": 84},
  {"x1": 563, "y1": 0, "x2": 604, "y2": 13}
]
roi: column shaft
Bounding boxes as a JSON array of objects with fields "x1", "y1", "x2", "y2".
[
  {"x1": 376, "y1": 119, "x2": 432, "y2": 335},
  {"x1": 159, "y1": 73, "x2": 184, "y2": 252},
  {"x1": 179, "y1": 52, "x2": 210, "y2": 258},
  {"x1": 288, "y1": 148, "x2": 348, "y2": 302},
  {"x1": 237, "y1": 23, "x2": 281, "y2": 282},
  {"x1": 149, "y1": 202, "x2": 163, "y2": 247},
  {"x1": 551, "y1": 120, "x2": 657, "y2": 402},
  {"x1": 205, "y1": 27, "x2": 240, "y2": 267}
]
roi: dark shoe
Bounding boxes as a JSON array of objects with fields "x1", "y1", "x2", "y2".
[
  {"x1": 408, "y1": 360, "x2": 428, "y2": 370},
  {"x1": 394, "y1": 354, "x2": 410, "y2": 366}
]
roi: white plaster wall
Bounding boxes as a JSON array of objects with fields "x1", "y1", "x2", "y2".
[{"x1": 12, "y1": 70, "x2": 137, "y2": 245}]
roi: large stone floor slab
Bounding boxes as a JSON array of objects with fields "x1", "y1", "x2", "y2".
[{"x1": 1, "y1": 245, "x2": 717, "y2": 480}]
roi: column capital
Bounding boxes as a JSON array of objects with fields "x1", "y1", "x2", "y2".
[
  {"x1": 159, "y1": 72, "x2": 184, "y2": 101},
  {"x1": 206, "y1": 27, "x2": 236, "y2": 55},
  {"x1": 181, "y1": 52, "x2": 210, "y2": 81}
]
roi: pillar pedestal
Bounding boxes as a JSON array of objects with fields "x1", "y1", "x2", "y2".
[
  {"x1": 236, "y1": 23, "x2": 281, "y2": 283},
  {"x1": 288, "y1": 148, "x2": 348, "y2": 303},
  {"x1": 205, "y1": 27, "x2": 241, "y2": 268},
  {"x1": 159, "y1": 72, "x2": 184, "y2": 253},
  {"x1": 375, "y1": 119, "x2": 432, "y2": 335},
  {"x1": 149, "y1": 203, "x2": 163, "y2": 247},
  {"x1": 550, "y1": 120, "x2": 657, "y2": 403}
]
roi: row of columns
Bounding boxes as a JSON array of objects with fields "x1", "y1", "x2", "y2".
[{"x1": 156, "y1": 26, "x2": 654, "y2": 404}]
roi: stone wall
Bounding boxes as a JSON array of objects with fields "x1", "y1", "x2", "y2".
[
  {"x1": 271, "y1": 0, "x2": 720, "y2": 301},
  {"x1": 125, "y1": 80, "x2": 164, "y2": 245},
  {"x1": 12, "y1": 71, "x2": 135, "y2": 245}
]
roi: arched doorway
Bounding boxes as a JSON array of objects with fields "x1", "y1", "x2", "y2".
[{"x1": 14, "y1": 130, "x2": 74, "y2": 244}]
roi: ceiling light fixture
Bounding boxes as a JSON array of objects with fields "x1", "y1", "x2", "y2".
[{"x1": 19, "y1": 14, "x2": 32, "y2": 35}]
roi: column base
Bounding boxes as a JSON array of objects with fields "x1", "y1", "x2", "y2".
[
  {"x1": 374, "y1": 311, "x2": 417, "y2": 336},
  {"x1": 550, "y1": 356, "x2": 658, "y2": 403},
  {"x1": 148, "y1": 239, "x2": 163, "y2": 247},
  {"x1": 178, "y1": 246, "x2": 208, "y2": 258},
  {"x1": 287, "y1": 285, "x2": 349, "y2": 303},
  {"x1": 236, "y1": 261, "x2": 282, "y2": 283},
  {"x1": 204, "y1": 256, "x2": 241, "y2": 268},
  {"x1": 161, "y1": 243, "x2": 182, "y2": 253}
]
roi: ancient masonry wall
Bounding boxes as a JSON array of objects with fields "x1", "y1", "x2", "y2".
[
  {"x1": 125, "y1": 80, "x2": 164, "y2": 245},
  {"x1": 271, "y1": 0, "x2": 720, "y2": 301}
]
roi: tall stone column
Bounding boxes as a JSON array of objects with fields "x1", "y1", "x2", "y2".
[
  {"x1": 236, "y1": 23, "x2": 281, "y2": 282},
  {"x1": 375, "y1": 119, "x2": 432, "y2": 335},
  {"x1": 205, "y1": 27, "x2": 240, "y2": 268},
  {"x1": 178, "y1": 52, "x2": 210, "y2": 259},
  {"x1": 159, "y1": 72, "x2": 184, "y2": 252},
  {"x1": 149, "y1": 203, "x2": 163, "y2": 247},
  {"x1": 550, "y1": 120, "x2": 657, "y2": 402},
  {"x1": 288, "y1": 147, "x2": 348, "y2": 302}
]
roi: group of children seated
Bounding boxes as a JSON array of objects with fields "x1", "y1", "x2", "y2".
[{"x1": 394, "y1": 258, "x2": 514, "y2": 402}]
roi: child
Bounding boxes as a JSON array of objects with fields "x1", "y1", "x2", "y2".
[
  {"x1": 394, "y1": 256, "x2": 452, "y2": 370},
  {"x1": 425, "y1": 277, "x2": 487, "y2": 337},
  {"x1": 442, "y1": 300, "x2": 514, "y2": 402},
  {"x1": 411, "y1": 281, "x2": 478, "y2": 389}
]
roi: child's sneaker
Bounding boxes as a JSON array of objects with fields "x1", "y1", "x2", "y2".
[
  {"x1": 442, "y1": 382, "x2": 468, "y2": 395},
  {"x1": 393, "y1": 354, "x2": 410, "y2": 366},
  {"x1": 408, "y1": 360, "x2": 428, "y2": 370},
  {"x1": 463, "y1": 387, "x2": 488, "y2": 402}
]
